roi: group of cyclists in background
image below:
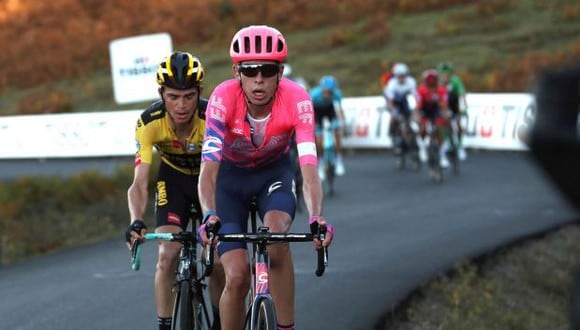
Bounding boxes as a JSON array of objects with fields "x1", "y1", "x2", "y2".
[
  {"x1": 381, "y1": 61, "x2": 468, "y2": 177},
  {"x1": 287, "y1": 59, "x2": 468, "y2": 182}
]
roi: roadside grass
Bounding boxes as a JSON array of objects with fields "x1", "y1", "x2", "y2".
[
  {"x1": 0, "y1": 160, "x2": 161, "y2": 266},
  {"x1": 383, "y1": 222, "x2": 580, "y2": 330}
]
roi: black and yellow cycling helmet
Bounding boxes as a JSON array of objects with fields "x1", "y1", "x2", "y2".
[{"x1": 156, "y1": 51, "x2": 205, "y2": 90}]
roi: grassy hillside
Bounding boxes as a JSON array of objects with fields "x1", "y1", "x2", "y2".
[
  {"x1": 1, "y1": 0, "x2": 580, "y2": 115},
  {"x1": 384, "y1": 223, "x2": 580, "y2": 329}
]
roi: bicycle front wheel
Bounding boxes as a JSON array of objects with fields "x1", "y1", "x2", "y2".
[
  {"x1": 172, "y1": 281, "x2": 194, "y2": 330},
  {"x1": 251, "y1": 298, "x2": 277, "y2": 330}
]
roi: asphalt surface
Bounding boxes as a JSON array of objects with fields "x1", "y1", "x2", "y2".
[{"x1": 0, "y1": 151, "x2": 578, "y2": 330}]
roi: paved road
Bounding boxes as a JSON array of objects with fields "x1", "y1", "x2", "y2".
[{"x1": 0, "y1": 151, "x2": 577, "y2": 329}]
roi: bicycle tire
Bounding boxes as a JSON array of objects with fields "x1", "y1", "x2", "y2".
[
  {"x1": 193, "y1": 281, "x2": 214, "y2": 330},
  {"x1": 172, "y1": 281, "x2": 194, "y2": 330},
  {"x1": 428, "y1": 143, "x2": 443, "y2": 183},
  {"x1": 251, "y1": 298, "x2": 277, "y2": 330}
]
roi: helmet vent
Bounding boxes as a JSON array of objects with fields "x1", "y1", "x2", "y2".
[
  {"x1": 266, "y1": 36, "x2": 273, "y2": 53},
  {"x1": 243, "y1": 36, "x2": 251, "y2": 54},
  {"x1": 255, "y1": 36, "x2": 262, "y2": 53}
]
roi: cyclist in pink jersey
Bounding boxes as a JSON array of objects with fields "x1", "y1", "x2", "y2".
[{"x1": 197, "y1": 25, "x2": 335, "y2": 330}]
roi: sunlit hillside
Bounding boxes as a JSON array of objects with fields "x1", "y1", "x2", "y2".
[{"x1": 0, "y1": 0, "x2": 579, "y2": 115}]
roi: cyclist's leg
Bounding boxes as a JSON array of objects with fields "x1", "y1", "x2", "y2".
[
  {"x1": 389, "y1": 111, "x2": 402, "y2": 154},
  {"x1": 436, "y1": 115, "x2": 450, "y2": 168},
  {"x1": 448, "y1": 93, "x2": 467, "y2": 160},
  {"x1": 417, "y1": 114, "x2": 428, "y2": 162},
  {"x1": 215, "y1": 161, "x2": 255, "y2": 329},
  {"x1": 457, "y1": 112, "x2": 467, "y2": 160},
  {"x1": 331, "y1": 121, "x2": 345, "y2": 176},
  {"x1": 153, "y1": 163, "x2": 191, "y2": 328},
  {"x1": 257, "y1": 161, "x2": 296, "y2": 328},
  {"x1": 218, "y1": 248, "x2": 250, "y2": 329}
]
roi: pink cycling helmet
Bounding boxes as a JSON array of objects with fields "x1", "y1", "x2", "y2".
[{"x1": 230, "y1": 25, "x2": 288, "y2": 64}]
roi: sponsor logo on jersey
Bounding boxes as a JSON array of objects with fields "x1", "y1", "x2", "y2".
[
  {"x1": 202, "y1": 136, "x2": 222, "y2": 154},
  {"x1": 297, "y1": 100, "x2": 314, "y2": 125}
]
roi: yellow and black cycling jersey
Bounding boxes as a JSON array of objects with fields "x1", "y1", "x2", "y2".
[{"x1": 134, "y1": 99, "x2": 207, "y2": 175}]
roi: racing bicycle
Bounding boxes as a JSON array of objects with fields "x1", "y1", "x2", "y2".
[
  {"x1": 425, "y1": 119, "x2": 443, "y2": 183},
  {"x1": 131, "y1": 227, "x2": 216, "y2": 330},
  {"x1": 205, "y1": 200, "x2": 328, "y2": 330},
  {"x1": 392, "y1": 114, "x2": 421, "y2": 171}
]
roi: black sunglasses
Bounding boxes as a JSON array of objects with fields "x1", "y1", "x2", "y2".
[{"x1": 238, "y1": 64, "x2": 280, "y2": 78}]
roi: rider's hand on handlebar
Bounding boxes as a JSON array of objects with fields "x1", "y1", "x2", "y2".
[
  {"x1": 309, "y1": 216, "x2": 335, "y2": 249},
  {"x1": 125, "y1": 220, "x2": 148, "y2": 250},
  {"x1": 198, "y1": 212, "x2": 221, "y2": 247}
]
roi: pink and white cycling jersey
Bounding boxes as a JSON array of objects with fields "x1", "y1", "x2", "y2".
[{"x1": 202, "y1": 78, "x2": 318, "y2": 168}]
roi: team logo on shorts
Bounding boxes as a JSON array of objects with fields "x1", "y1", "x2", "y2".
[{"x1": 267, "y1": 181, "x2": 283, "y2": 196}]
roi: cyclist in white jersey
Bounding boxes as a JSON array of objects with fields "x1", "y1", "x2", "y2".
[{"x1": 383, "y1": 63, "x2": 422, "y2": 160}]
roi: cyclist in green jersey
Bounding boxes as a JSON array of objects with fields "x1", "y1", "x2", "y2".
[{"x1": 438, "y1": 62, "x2": 468, "y2": 160}]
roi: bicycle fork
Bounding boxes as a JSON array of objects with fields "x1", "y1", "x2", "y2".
[{"x1": 249, "y1": 233, "x2": 277, "y2": 329}]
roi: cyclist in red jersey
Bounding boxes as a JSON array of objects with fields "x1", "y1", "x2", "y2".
[
  {"x1": 416, "y1": 69, "x2": 451, "y2": 167},
  {"x1": 197, "y1": 25, "x2": 335, "y2": 330}
]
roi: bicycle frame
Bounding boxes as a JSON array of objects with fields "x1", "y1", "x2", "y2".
[
  {"x1": 205, "y1": 200, "x2": 328, "y2": 329},
  {"x1": 249, "y1": 227, "x2": 277, "y2": 329},
  {"x1": 393, "y1": 113, "x2": 420, "y2": 170},
  {"x1": 425, "y1": 119, "x2": 442, "y2": 183},
  {"x1": 131, "y1": 231, "x2": 213, "y2": 330}
]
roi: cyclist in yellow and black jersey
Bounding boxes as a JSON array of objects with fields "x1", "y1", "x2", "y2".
[
  {"x1": 135, "y1": 97, "x2": 207, "y2": 175},
  {"x1": 125, "y1": 51, "x2": 222, "y2": 330}
]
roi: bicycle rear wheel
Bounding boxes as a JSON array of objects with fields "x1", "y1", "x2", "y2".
[
  {"x1": 251, "y1": 298, "x2": 277, "y2": 330},
  {"x1": 428, "y1": 142, "x2": 442, "y2": 183},
  {"x1": 172, "y1": 281, "x2": 194, "y2": 330}
]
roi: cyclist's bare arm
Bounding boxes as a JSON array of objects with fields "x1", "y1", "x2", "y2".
[
  {"x1": 300, "y1": 164, "x2": 323, "y2": 216},
  {"x1": 198, "y1": 161, "x2": 219, "y2": 214},
  {"x1": 300, "y1": 163, "x2": 334, "y2": 248},
  {"x1": 126, "y1": 163, "x2": 151, "y2": 248}
]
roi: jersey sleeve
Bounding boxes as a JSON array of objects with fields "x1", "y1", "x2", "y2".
[
  {"x1": 201, "y1": 86, "x2": 228, "y2": 163},
  {"x1": 294, "y1": 92, "x2": 318, "y2": 166},
  {"x1": 384, "y1": 80, "x2": 395, "y2": 100},
  {"x1": 134, "y1": 116, "x2": 154, "y2": 166}
]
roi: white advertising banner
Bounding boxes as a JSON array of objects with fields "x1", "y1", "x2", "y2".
[
  {"x1": 342, "y1": 96, "x2": 392, "y2": 148},
  {"x1": 0, "y1": 110, "x2": 141, "y2": 159},
  {"x1": 341, "y1": 93, "x2": 534, "y2": 150},
  {"x1": 0, "y1": 93, "x2": 535, "y2": 159},
  {"x1": 109, "y1": 33, "x2": 172, "y2": 104},
  {"x1": 461, "y1": 93, "x2": 534, "y2": 150}
]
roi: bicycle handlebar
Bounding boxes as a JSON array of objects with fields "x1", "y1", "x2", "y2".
[
  {"x1": 131, "y1": 229, "x2": 329, "y2": 277},
  {"x1": 205, "y1": 229, "x2": 328, "y2": 277},
  {"x1": 130, "y1": 232, "x2": 198, "y2": 271}
]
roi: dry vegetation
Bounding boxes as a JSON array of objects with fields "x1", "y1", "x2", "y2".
[
  {"x1": 1, "y1": 0, "x2": 580, "y2": 114},
  {"x1": 384, "y1": 223, "x2": 580, "y2": 330}
]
